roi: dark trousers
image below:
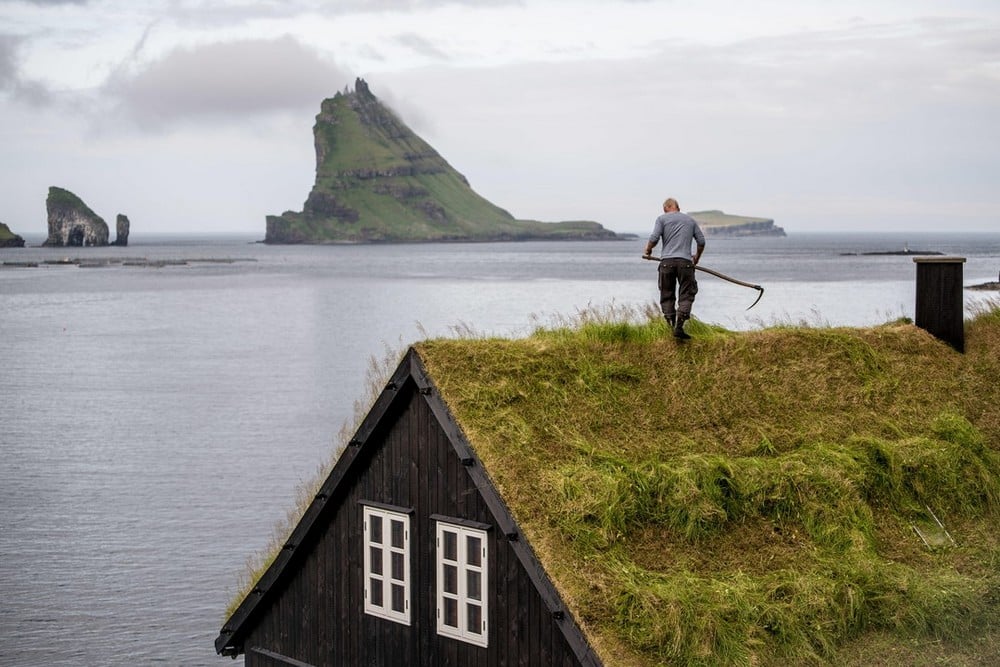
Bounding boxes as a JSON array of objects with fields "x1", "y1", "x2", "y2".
[{"x1": 658, "y1": 258, "x2": 698, "y2": 320}]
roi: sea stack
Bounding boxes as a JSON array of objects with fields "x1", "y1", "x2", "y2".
[
  {"x1": 42, "y1": 186, "x2": 110, "y2": 247},
  {"x1": 265, "y1": 78, "x2": 619, "y2": 244},
  {"x1": 113, "y1": 214, "x2": 130, "y2": 246}
]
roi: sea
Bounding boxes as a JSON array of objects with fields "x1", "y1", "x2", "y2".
[{"x1": 1, "y1": 231, "x2": 998, "y2": 666}]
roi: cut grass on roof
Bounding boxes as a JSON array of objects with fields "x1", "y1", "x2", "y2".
[
  {"x1": 227, "y1": 301, "x2": 1000, "y2": 665},
  {"x1": 417, "y1": 303, "x2": 1000, "y2": 666}
]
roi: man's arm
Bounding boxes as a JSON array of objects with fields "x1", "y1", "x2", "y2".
[
  {"x1": 643, "y1": 239, "x2": 657, "y2": 257},
  {"x1": 692, "y1": 222, "x2": 706, "y2": 264}
]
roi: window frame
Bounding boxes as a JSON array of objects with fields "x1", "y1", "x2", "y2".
[
  {"x1": 435, "y1": 519, "x2": 489, "y2": 647},
  {"x1": 362, "y1": 504, "x2": 411, "y2": 625}
]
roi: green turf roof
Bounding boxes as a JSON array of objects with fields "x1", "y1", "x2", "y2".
[{"x1": 415, "y1": 307, "x2": 1000, "y2": 666}]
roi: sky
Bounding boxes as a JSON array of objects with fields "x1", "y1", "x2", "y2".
[{"x1": 1, "y1": 0, "x2": 999, "y2": 237}]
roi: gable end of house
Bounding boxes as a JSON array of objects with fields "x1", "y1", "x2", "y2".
[{"x1": 215, "y1": 348, "x2": 601, "y2": 666}]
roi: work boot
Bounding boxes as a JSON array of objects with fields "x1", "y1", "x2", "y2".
[
  {"x1": 673, "y1": 314, "x2": 691, "y2": 340},
  {"x1": 665, "y1": 314, "x2": 676, "y2": 328}
]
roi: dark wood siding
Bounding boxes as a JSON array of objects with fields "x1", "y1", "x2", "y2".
[
  {"x1": 242, "y1": 383, "x2": 584, "y2": 667},
  {"x1": 914, "y1": 257, "x2": 966, "y2": 352}
]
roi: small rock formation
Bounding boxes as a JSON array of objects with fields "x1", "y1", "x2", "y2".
[
  {"x1": 0, "y1": 221, "x2": 26, "y2": 247},
  {"x1": 112, "y1": 214, "x2": 130, "y2": 246},
  {"x1": 43, "y1": 186, "x2": 110, "y2": 247},
  {"x1": 968, "y1": 270, "x2": 1000, "y2": 291}
]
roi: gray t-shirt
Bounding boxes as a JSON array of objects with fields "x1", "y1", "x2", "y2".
[{"x1": 648, "y1": 212, "x2": 705, "y2": 260}]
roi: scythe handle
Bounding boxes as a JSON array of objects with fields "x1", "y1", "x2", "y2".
[
  {"x1": 693, "y1": 264, "x2": 763, "y2": 291},
  {"x1": 642, "y1": 255, "x2": 765, "y2": 309}
]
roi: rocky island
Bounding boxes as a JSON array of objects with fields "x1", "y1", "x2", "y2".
[
  {"x1": 42, "y1": 186, "x2": 129, "y2": 247},
  {"x1": 688, "y1": 210, "x2": 785, "y2": 237},
  {"x1": 0, "y1": 221, "x2": 25, "y2": 247},
  {"x1": 969, "y1": 272, "x2": 1000, "y2": 291},
  {"x1": 265, "y1": 79, "x2": 621, "y2": 244}
]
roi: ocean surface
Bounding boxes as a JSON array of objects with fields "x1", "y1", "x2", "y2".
[{"x1": 1, "y1": 231, "x2": 999, "y2": 666}]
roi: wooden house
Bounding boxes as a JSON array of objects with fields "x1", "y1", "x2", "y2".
[
  {"x1": 217, "y1": 318, "x2": 1000, "y2": 666},
  {"x1": 216, "y1": 348, "x2": 600, "y2": 665}
]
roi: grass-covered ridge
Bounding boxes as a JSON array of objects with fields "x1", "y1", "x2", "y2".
[
  {"x1": 46, "y1": 185, "x2": 103, "y2": 220},
  {"x1": 416, "y1": 304, "x2": 1000, "y2": 666},
  {"x1": 688, "y1": 210, "x2": 772, "y2": 227}
]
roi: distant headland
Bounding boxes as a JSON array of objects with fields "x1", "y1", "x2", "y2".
[
  {"x1": 688, "y1": 210, "x2": 785, "y2": 237},
  {"x1": 264, "y1": 79, "x2": 623, "y2": 244}
]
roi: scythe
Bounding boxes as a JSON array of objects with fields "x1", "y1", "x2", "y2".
[{"x1": 642, "y1": 255, "x2": 765, "y2": 310}]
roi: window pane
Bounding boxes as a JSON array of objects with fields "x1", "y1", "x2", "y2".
[
  {"x1": 467, "y1": 603, "x2": 482, "y2": 634},
  {"x1": 370, "y1": 578, "x2": 383, "y2": 606},
  {"x1": 466, "y1": 536, "x2": 481, "y2": 567},
  {"x1": 444, "y1": 598, "x2": 458, "y2": 628},
  {"x1": 391, "y1": 583, "x2": 405, "y2": 613},
  {"x1": 370, "y1": 547, "x2": 383, "y2": 576},
  {"x1": 443, "y1": 530, "x2": 457, "y2": 561},
  {"x1": 467, "y1": 570, "x2": 481, "y2": 601},
  {"x1": 443, "y1": 564, "x2": 457, "y2": 594},
  {"x1": 370, "y1": 515, "x2": 382, "y2": 544},
  {"x1": 391, "y1": 552, "x2": 404, "y2": 581},
  {"x1": 391, "y1": 519, "x2": 405, "y2": 549}
]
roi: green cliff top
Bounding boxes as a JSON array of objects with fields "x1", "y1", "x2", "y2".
[
  {"x1": 689, "y1": 210, "x2": 772, "y2": 226},
  {"x1": 47, "y1": 186, "x2": 104, "y2": 221}
]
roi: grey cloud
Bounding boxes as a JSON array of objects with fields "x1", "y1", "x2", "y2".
[
  {"x1": 631, "y1": 18, "x2": 1000, "y2": 125},
  {"x1": 319, "y1": 0, "x2": 519, "y2": 10},
  {"x1": 162, "y1": 0, "x2": 520, "y2": 30},
  {"x1": 0, "y1": 0, "x2": 90, "y2": 4},
  {"x1": 375, "y1": 15, "x2": 1000, "y2": 226},
  {"x1": 0, "y1": 33, "x2": 53, "y2": 106},
  {"x1": 106, "y1": 35, "x2": 350, "y2": 127},
  {"x1": 393, "y1": 33, "x2": 451, "y2": 61},
  {"x1": 0, "y1": 35, "x2": 16, "y2": 88}
]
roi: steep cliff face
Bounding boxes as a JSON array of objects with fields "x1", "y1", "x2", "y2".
[
  {"x1": 689, "y1": 210, "x2": 786, "y2": 237},
  {"x1": 266, "y1": 78, "x2": 619, "y2": 244},
  {"x1": 43, "y1": 187, "x2": 110, "y2": 247},
  {"x1": 0, "y1": 221, "x2": 26, "y2": 247}
]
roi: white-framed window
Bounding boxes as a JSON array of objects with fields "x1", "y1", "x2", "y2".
[
  {"x1": 435, "y1": 520, "x2": 489, "y2": 647},
  {"x1": 363, "y1": 505, "x2": 411, "y2": 625}
]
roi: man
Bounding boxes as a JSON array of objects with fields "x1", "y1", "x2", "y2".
[{"x1": 643, "y1": 198, "x2": 706, "y2": 339}]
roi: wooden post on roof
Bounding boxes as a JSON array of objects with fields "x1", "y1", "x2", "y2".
[{"x1": 913, "y1": 256, "x2": 966, "y2": 352}]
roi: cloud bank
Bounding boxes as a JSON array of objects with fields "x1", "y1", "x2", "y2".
[{"x1": 105, "y1": 36, "x2": 350, "y2": 128}]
